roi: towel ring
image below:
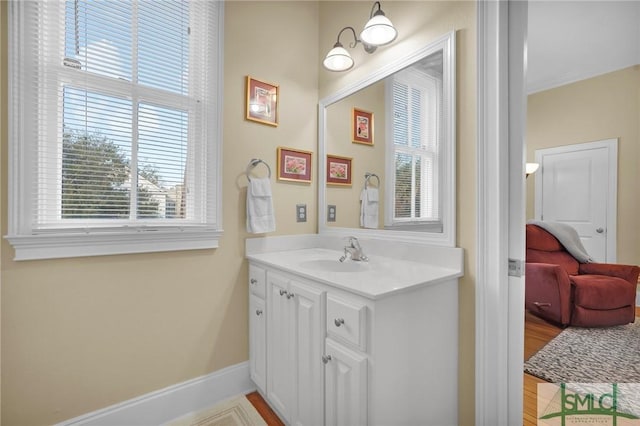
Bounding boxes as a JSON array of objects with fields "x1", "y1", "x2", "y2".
[
  {"x1": 246, "y1": 158, "x2": 271, "y2": 181},
  {"x1": 364, "y1": 172, "x2": 380, "y2": 189}
]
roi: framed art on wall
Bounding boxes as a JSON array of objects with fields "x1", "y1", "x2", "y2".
[
  {"x1": 246, "y1": 76, "x2": 279, "y2": 126},
  {"x1": 352, "y1": 108, "x2": 374, "y2": 145},
  {"x1": 326, "y1": 155, "x2": 352, "y2": 186},
  {"x1": 277, "y1": 147, "x2": 312, "y2": 183}
]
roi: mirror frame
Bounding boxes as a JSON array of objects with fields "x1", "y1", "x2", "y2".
[{"x1": 318, "y1": 31, "x2": 456, "y2": 246}]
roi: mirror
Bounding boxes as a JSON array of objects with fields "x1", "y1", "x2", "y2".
[{"x1": 318, "y1": 31, "x2": 456, "y2": 246}]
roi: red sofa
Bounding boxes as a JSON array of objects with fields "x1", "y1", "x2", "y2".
[{"x1": 525, "y1": 224, "x2": 639, "y2": 327}]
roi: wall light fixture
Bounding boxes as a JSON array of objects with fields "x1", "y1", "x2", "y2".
[
  {"x1": 361, "y1": 1, "x2": 398, "y2": 46},
  {"x1": 526, "y1": 162, "x2": 540, "y2": 178},
  {"x1": 323, "y1": 1, "x2": 397, "y2": 72}
]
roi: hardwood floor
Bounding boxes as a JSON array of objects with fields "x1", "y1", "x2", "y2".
[{"x1": 246, "y1": 391, "x2": 284, "y2": 426}]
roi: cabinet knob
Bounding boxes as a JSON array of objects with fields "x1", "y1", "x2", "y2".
[
  {"x1": 322, "y1": 355, "x2": 332, "y2": 364},
  {"x1": 596, "y1": 227, "x2": 604, "y2": 234},
  {"x1": 334, "y1": 318, "x2": 345, "y2": 327},
  {"x1": 286, "y1": 292, "x2": 295, "y2": 299},
  {"x1": 256, "y1": 309, "x2": 263, "y2": 316},
  {"x1": 279, "y1": 289, "x2": 288, "y2": 297},
  {"x1": 250, "y1": 278, "x2": 258, "y2": 285}
]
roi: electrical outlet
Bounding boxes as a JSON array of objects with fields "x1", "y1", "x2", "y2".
[
  {"x1": 296, "y1": 204, "x2": 307, "y2": 222},
  {"x1": 327, "y1": 205, "x2": 337, "y2": 222}
]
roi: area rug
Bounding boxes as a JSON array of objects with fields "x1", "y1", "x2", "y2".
[
  {"x1": 524, "y1": 319, "x2": 640, "y2": 383},
  {"x1": 168, "y1": 395, "x2": 267, "y2": 426}
]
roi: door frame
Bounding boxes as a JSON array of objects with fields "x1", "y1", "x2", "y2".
[
  {"x1": 476, "y1": 1, "x2": 527, "y2": 424},
  {"x1": 534, "y1": 138, "x2": 618, "y2": 262}
]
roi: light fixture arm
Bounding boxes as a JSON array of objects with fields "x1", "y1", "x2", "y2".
[
  {"x1": 335, "y1": 26, "x2": 359, "y2": 49},
  {"x1": 369, "y1": 1, "x2": 383, "y2": 18},
  {"x1": 334, "y1": 26, "x2": 377, "y2": 54}
]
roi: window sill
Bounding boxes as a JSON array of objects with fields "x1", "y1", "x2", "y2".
[
  {"x1": 384, "y1": 222, "x2": 444, "y2": 233},
  {"x1": 5, "y1": 227, "x2": 223, "y2": 261}
]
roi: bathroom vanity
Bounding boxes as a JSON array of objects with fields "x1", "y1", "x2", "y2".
[
  {"x1": 246, "y1": 235, "x2": 463, "y2": 426},
  {"x1": 245, "y1": 29, "x2": 462, "y2": 426}
]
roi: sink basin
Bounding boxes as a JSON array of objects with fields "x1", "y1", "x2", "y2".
[{"x1": 299, "y1": 259, "x2": 371, "y2": 273}]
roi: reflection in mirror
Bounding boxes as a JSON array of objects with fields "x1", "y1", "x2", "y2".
[{"x1": 319, "y1": 32, "x2": 455, "y2": 246}]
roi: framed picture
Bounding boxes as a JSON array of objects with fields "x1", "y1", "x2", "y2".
[
  {"x1": 246, "y1": 76, "x2": 279, "y2": 126},
  {"x1": 326, "y1": 155, "x2": 352, "y2": 186},
  {"x1": 352, "y1": 108, "x2": 374, "y2": 145},
  {"x1": 277, "y1": 147, "x2": 312, "y2": 183}
]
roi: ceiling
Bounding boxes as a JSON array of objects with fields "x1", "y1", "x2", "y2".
[{"x1": 527, "y1": 0, "x2": 640, "y2": 93}]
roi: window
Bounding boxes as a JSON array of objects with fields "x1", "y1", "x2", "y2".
[
  {"x1": 7, "y1": 1, "x2": 223, "y2": 260},
  {"x1": 386, "y1": 67, "x2": 442, "y2": 231}
]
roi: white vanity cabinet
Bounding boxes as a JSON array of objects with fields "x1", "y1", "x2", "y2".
[
  {"x1": 266, "y1": 270, "x2": 325, "y2": 426},
  {"x1": 248, "y1": 264, "x2": 267, "y2": 394},
  {"x1": 247, "y1": 249, "x2": 460, "y2": 426}
]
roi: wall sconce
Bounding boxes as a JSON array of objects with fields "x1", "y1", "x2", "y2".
[
  {"x1": 361, "y1": 1, "x2": 398, "y2": 47},
  {"x1": 526, "y1": 162, "x2": 540, "y2": 178},
  {"x1": 323, "y1": 27, "x2": 368, "y2": 72},
  {"x1": 323, "y1": 1, "x2": 397, "y2": 72}
]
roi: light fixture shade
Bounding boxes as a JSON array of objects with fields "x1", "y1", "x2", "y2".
[
  {"x1": 525, "y1": 162, "x2": 540, "y2": 176},
  {"x1": 323, "y1": 45, "x2": 354, "y2": 72},
  {"x1": 360, "y1": 14, "x2": 397, "y2": 46}
]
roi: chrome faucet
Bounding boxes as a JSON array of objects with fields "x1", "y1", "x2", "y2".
[{"x1": 339, "y1": 236, "x2": 368, "y2": 262}]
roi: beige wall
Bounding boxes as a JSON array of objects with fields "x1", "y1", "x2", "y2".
[
  {"x1": 1, "y1": 1, "x2": 477, "y2": 425},
  {"x1": 326, "y1": 81, "x2": 386, "y2": 229},
  {"x1": 319, "y1": 2, "x2": 477, "y2": 424},
  {"x1": 0, "y1": 2, "x2": 318, "y2": 425},
  {"x1": 527, "y1": 66, "x2": 640, "y2": 265}
]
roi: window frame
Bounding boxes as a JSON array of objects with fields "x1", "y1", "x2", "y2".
[
  {"x1": 386, "y1": 67, "x2": 442, "y2": 230},
  {"x1": 6, "y1": 1, "x2": 224, "y2": 261}
]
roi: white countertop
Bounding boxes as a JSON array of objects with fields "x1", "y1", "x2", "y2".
[{"x1": 247, "y1": 247, "x2": 462, "y2": 299}]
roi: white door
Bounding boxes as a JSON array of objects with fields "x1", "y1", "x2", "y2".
[
  {"x1": 266, "y1": 272, "x2": 295, "y2": 421},
  {"x1": 249, "y1": 294, "x2": 267, "y2": 393},
  {"x1": 535, "y1": 139, "x2": 618, "y2": 262},
  {"x1": 324, "y1": 339, "x2": 367, "y2": 426},
  {"x1": 290, "y1": 281, "x2": 325, "y2": 426}
]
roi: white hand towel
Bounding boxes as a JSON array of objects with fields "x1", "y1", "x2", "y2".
[
  {"x1": 247, "y1": 177, "x2": 275, "y2": 233},
  {"x1": 360, "y1": 187, "x2": 379, "y2": 229},
  {"x1": 366, "y1": 188, "x2": 379, "y2": 202}
]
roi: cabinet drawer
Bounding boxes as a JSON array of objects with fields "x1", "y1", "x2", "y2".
[
  {"x1": 249, "y1": 264, "x2": 266, "y2": 298},
  {"x1": 326, "y1": 295, "x2": 367, "y2": 351}
]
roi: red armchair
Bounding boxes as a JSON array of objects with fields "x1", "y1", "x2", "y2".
[{"x1": 525, "y1": 224, "x2": 639, "y2": 327}]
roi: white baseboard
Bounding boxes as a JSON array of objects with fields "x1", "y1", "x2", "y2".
[{"x1": 57, "y1": 361, "x2": 255, "y2": 426}]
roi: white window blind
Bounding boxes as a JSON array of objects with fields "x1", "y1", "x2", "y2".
[
  {"x1": 390, "y1": 69, "x2": 441, "y2": 223},
  {"x1": 8, "y1": 0, "x2": 223, "y2": 260}
]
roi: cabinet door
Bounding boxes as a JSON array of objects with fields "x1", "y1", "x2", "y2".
[
  {"x1": 290, "y1": 281, "x2": 325, "y2": 426},
  {"x1": 325, "y1": 339, "x2": 368, "y2": 426},
  {"x1": 249, "y1": 264, "x2": 266, "y2": 298},
  {"x1": 266, "y1": 272, "x2": 295, "y2": 421},
  {"x1": 249, "y1": 294, "x2": 266, "y2": 393}
]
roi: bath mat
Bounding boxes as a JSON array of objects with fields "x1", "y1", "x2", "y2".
[{"x1": 167, "y1": 395, "x2": 266, "y2": 426}]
